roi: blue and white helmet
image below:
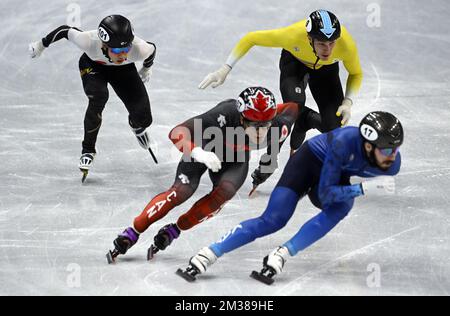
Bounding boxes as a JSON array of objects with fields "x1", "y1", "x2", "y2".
[{"x1": 306, "y1": 10, "x2": 341, "y2": 41}]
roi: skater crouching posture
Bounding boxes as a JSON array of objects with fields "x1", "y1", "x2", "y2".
[
  {"x1": 107, "y1": 87, "x2": 298, "y2": 263},
  {"x1": 199, "y1": 10, "x2": 363, "y2": 156},
  {"x1": 178, "y1": 112, "x2": 403, "y2": 284},
  {"x1": 29, "y1": 15, "x2": 157, "y2": 182}
]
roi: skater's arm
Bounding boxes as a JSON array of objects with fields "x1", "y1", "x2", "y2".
[
  {"x1": 143, "y1": 42, "x2": 156, "y2": 68},
  {"x1": 225, "y1": 26, "x2": 291, "y2": 68},
  {"x1": 169, "y1": 102, "x2": 231, "y2": 154},
  {"x1": 169, "y1": 121, "x2": 197, "y2": 154},
  {"x1": 341, "y1": 30, "x2": 363, "y2": 100},
  {"x1": 130, "y1": 36, "x2": 156, "y2": 67},
  {"x1": 258, "y1": 103, "x2": 298, "y2": 170},
  {"x1": 318, "y1": 139, "x2": 363, "y2": 207},
  {"x1": 41, "y1": 25, "x2": 82, "y2": 48}
]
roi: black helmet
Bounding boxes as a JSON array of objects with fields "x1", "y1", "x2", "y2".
[
  {"x1": 306, "y1": 10, "x2": 341, "y2": 41},
  {"x1": 359, "y1": 111, "x2": 404, "y2": 148},
  {"x1": 98, "y1": 15, "x2": 134, "y2": 48}
]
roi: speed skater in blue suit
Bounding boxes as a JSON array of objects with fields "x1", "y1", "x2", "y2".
[{"x1": 176, "y1": 111, "x2": 404, "y2": 284}]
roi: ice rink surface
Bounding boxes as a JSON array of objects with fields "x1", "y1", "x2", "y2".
[{"x1": 0, "y1": 0, "x2": 449, "y2": 295}]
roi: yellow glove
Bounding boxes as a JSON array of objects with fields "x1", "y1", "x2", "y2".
[{"x1": 336, "y1": 97, "x2": 353, "y2": 126}]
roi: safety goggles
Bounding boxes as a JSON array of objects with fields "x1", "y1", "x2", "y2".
[
  {"x1": 243, "y1": 119, "x2": 272, "y2": 129},
  {"x1": 109, "y1": 45, "x2": 132, "y2": 54},
  {"x1": 377, "y1": 147, "x2": 399, "y2": 157}
]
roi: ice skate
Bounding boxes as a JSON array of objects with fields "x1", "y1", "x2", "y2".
[
  {"x1": 106, "y1": 227, "x2": 139, "y2": 264},
  {"x1": 147, "y1": 223, "x2": 180, "y2": 260},
  {"x1": 250, "y1": 246, "x2": 289, "y2": 285},
  {"x1": 176, "y1": 247, "x2": 217, "y2": 282},
  {"x1": 79, "y1": 153, "x2": 95, "y2": 183}
]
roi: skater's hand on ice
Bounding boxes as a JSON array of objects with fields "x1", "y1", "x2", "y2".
[
  {"x1": 361, "y1": 176, "x2": 396, "y2": 196},
  {"x1": 28, "y1": 40, "x2": 45, "y2": 58},
  {"x1": 198, "y1": 64, "x2": 231, "y2": 89},
  {"x1": 336, "y1": 97, "x2": 352, "y2": 126},
  {"x1": 139, "y1": 67, "x2": 152, "y2": 83},
  {"x1": 191, "y1": 147, "x2": 222, "y2": 172}
]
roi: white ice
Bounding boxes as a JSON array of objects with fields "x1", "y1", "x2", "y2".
[{"x1": 0, "y1": 0, "x2": 449, "y2": 295}]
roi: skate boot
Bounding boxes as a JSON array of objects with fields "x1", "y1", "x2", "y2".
[
  {"x1": 130, "y1": 122, "x2": 158, "y2": 163},
  {"x1": 79, "y1": 153, "x2": 95, "y2": 183},
  {"x1": 176, "y1": 247, "x2": 218, "y2": 282},
  {"x1": 106, "y1": 227, "x2": 140, "y2": 264},
  {"x1": 251, "y1": 246, "x2": 289, "y2": 285},
  {"x1": 131, "y1": 125, "x2": 151, "y2": 150},
  {"x1": 147, "y1": 223, "x2": 180, "y2": 260}
]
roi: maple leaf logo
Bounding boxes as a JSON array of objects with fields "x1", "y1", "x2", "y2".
[{"x1": 249, "y1": 91, "x2": 271, "y2": 112}]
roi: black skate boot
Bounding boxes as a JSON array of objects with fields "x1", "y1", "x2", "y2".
[
  {"x1": 106, "y1": 227, "x2": 140, "y2": 264},
  {"x1": 147, "y1": 223, "x2": 180, "y2": 260}
]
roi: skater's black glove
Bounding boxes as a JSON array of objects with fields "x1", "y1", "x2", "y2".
[{"x1": 252, "y1": 160, "x2": 278, "y2": 186}]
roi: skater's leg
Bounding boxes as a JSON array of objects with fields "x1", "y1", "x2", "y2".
[
  {"x1": 133, "y1": 158, "x2": 207, "y2": 233},
  {"x1": 79, "y1": 54, "x2": 109, "y2": 154},
  {"x1": 109, "y1": 63, "x2": 152, "y2": 130},
  {"x1": 210, "y1": 143, "x2": 322, "y2": 257},
  {"x1": 278, "y1": 49, "x2": 320, "y2": 151},
  {"x1": 210, "y1": 187, "x2": 299, "y2": 257},
  {"x1": 283, "y1": 199, "x2": 354, "y2": 256},
  {"x1": 309, "y1": 62, "x2": 344, "y2": 132},
  {"x1": 176, "y1": 162, "x2": 249, "y2": 230}
]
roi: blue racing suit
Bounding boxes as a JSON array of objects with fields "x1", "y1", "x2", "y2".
[{"x1": 210, "y1": 126, "x2": 401, "y2": 257}]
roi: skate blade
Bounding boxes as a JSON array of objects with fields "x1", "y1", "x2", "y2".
[
  {"x1": 176, "y1": 268, "x2": 196, "y2": 282},
  {"x1": 248, "y1": 186, "x2": 258, "y2": 197},
  {"x1": 147, "y1": 245, "x2": 159, "y2": 261},
  {"x1": 148, "y1": 148, "x2": 158, "y2": 164},
  {"x1": 106, "y1": 250, "x2": 117, "y2": 264},
  {"x1": 250, "y1": 270, "x2": 274, "y2": 285},
  {"x1": 80, "y1": 169, "x2": 88, "y2": 183}
]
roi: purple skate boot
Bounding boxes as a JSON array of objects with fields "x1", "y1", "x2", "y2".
[
  {"x1": 106, "y1": 227, "x2": 140, "y2": 264},
  {"x1": 147, "y1": 223, "x2": 180, "y2": 260}
]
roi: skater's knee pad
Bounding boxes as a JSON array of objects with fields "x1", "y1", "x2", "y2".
[
  {"x1": 308, "y1": 186, "x2": 322, "y2": 209},
  {"x1": 242, "y1": 214, "x2": 285, "y2": 239},
  {"x1": 260, "y1": 213, "x2": 289, "y2": 235},
  {"x1": 85, "y1": 84, "x2": 109, "y2": 106},
  {"x1": 213, "y1": 181, "x2": 238, "y2": 203},
  {"x1": 323, "y1": 199, "x2": 354, "y2": 223},
  {"x1": 280, "y1": 77, "x2": 306, "y2": 105},
  {"x1": 129, "y1": 110, "x2": 153, "y2": 129},
  {"x1": 168, "y1": 184, "x2": 195, "y2": 205}
]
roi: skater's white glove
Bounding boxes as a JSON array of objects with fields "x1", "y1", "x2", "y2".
[
  {"x1": 29, "y1": 40, "x2": 45, "y2": 59},
  {"x1": 198, "y1": 64, "x2": 231, "y2": 89},
  {"x1": 191, "y1": 147, "x2": 222, "y2": 172},
  {"x1": 336, "y1": 97, "x2": 353, "y2": 126},
  {"x1": 138, "y1": 67, "x2": 152, "y2": 83},
  {"x1": 361, "y1": 176, "x2": 396, "y2": 196},
  {"x1": 265, "y1": 246, "x2": 290, "y2": 275}
]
